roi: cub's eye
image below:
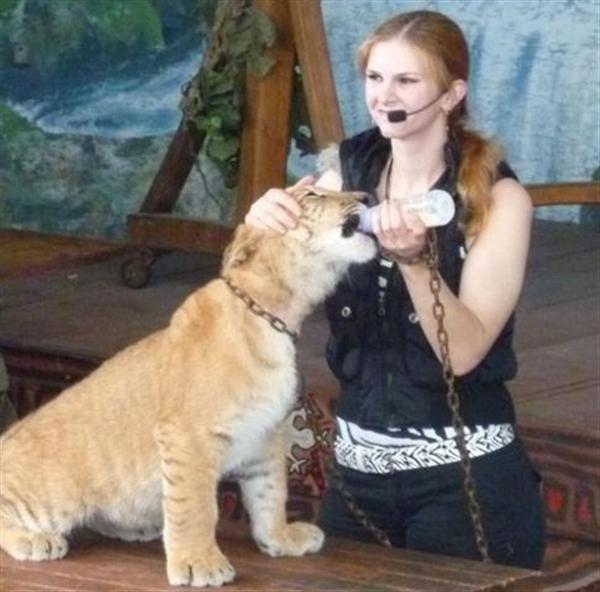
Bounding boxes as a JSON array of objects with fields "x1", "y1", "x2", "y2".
[{"x1": 342, "y1": 214, "x2": 360, "y2": 237}]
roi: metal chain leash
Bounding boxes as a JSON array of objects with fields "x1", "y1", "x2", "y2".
[
  {"x1": 222, "y1": 276, "x2": 298, "y2": 342},
  {"x1": 222, "y1": 242, "x2": 489, "y2": 555},
  {"x1": 223, "y1": 274, "x2": 391, "y2": 543},
  {"x1": 327, "y1": 458, "x2": 393, "y2": 547},
  {"x1": 302, "y1": 230, "x2": 491, "y2": 559},
  {"x1": 300, "y1": 392, "x2": 393, "y2": 547},
  {"x1": 423, "y1": 229, "x2": 491, "y2": 562}
]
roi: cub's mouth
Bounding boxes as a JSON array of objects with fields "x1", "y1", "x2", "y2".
[{"x1": 341, "y1": 213, "x2": 360, "y2": 237}]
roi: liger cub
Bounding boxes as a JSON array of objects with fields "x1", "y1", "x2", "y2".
[{"x1": 0, "y1": 187, "x2": 376, "y2": 588}]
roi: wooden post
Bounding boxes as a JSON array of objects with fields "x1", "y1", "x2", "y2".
[
  {"x1": 127, "y1": 0, "x2": 346, "y2": 258},
  {"x1": 234, "y1": 0, "x2": 296, "y2": 223},
  {"x1": 289, "y1": 0, "x2": 344, "y2": 149},
  {"x1": 138, "y1": 121, "x2": 204, "y2": 213}
]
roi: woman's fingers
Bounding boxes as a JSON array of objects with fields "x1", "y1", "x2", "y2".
[
  {"x1": 378, "y1": 200, "x2": 406, "y2": 241},
  {"x1": 375, "y1": 201, "x2": 427, "y2": 255},
  {"x1": 246, "y1": 183, "x2": 308, "y2": 233},
  {"x1": 387, "y1": 200, "x2": 405, "y2": 238},
  {"x1": 245, "y1": 175, "x2": 325, "y2": 233},
  {"x1": 403, "y1": 209, "x2": 427, "y2": 239},
  {"x1": 266, "y1": 188, "x2": 302, "y2": 219}
]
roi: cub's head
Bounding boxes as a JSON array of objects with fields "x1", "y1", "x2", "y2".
[
  {"x1": 222, "y1": 187, "x2": 377, "y2": 313},
  {"x1": 223, "y1": 186, "x2": 377, "y2": 278},
  {"x1": 288, "y1": 185, "x2": 377, "y2": 263}
]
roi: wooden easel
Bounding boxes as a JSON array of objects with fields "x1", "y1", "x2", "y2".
[{"x1": 123, "y1": 0, "x2": 343, "y2": 286}]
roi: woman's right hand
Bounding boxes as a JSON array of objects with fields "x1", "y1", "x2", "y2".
[{"x1": 244, "y1": 175, "x2": 315, "y2": 233}]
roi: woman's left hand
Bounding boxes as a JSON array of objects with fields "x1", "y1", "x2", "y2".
[{"x1": 373, "y1": 199, "x2": 428, "y2": 260}]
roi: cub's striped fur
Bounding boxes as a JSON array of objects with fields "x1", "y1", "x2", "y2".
[{"x1": 0, "y1": 187, "x2": 375, "y2": 587}]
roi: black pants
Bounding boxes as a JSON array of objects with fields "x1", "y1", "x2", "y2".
[{"x1": 319, "y1": 438, "x2": 546, "y2": 569}]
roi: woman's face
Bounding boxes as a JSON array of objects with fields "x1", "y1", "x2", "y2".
[{"x1": 364, "y1": 37, "x2": 447, "y2": 139}]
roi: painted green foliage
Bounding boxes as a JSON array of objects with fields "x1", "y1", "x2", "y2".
[
  {"x1": 0, "y1": 103, "x2": 35, "y2": 134},
  {"x1": 0, "y1": 0, "x2": 202, "y2": 75},
  {"x1": 0, "y1": 0, "x2": 211, "y2": 237},
  {"x1": 0, "y1": 100, "x2": 178, "y2": 237},
  {"x1": 0, "y1": 0, "x2": 20, "y2": 17},
  {"x1": 84, "y1": 0, "x2": 164, "y2": 50}
]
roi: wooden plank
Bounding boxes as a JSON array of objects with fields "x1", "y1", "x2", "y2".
[
  {"x1": 526, "y1": 182, "x2": 600, "y2": 207},
  {"x1": 127, "y1": 213, "x2": 233, "y2": 255},
  {"x1": 0, "y1": 229, "x2": 128, "y2": 280},
  {"x1": 0, "y1": 530, "x2": 542, "y2": 592},
  {"x1": 289, "y1": 0, "x2": 345, "y2": 149},
  {"x1": 235, "y1": 0, "x2": 296, "y2": 223}
]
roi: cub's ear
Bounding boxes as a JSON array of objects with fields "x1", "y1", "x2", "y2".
[
  {"x1": 287, "y1": 185, "x2": 316, "y2": 200},
  {"x1": 221, "y1": 225, "x2": 263, "y2": 271}
]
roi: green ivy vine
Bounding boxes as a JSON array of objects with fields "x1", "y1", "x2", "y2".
[
  {"x1": 180, "y1": 0, "x2": 316, "y2": 195},
  {"x1": 180, "y1": 0, "x2": 277, "y2": 188}
]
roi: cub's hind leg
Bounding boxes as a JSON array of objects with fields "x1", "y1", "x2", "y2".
[
  {"x1": 0, "y1": 513, "x2": 68, "y2": 561},
  {"x1": 1, "y1": 460, "x2": 73, "y2": 561},
  {"x1": 239, "y1": 427, "x2": 324, "y2": 557},
  {"x1": 154, "y1": 421, "x2": 235, "y2": 587}
]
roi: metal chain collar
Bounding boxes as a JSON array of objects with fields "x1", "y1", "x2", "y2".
[
  {"x1": 424, "y1": 229, "x2": 491, "y2": 562},
  {"x1": 221, "y1": 276, "x2": 298, "y2": 342}
]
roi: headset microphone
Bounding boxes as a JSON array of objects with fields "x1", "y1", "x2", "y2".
[{"x1": 387, "y1": 92, "x2": 445, "y2": 123}]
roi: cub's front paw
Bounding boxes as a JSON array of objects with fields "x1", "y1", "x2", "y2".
[
  {"x1": 166, "y1": 547, "x2": 235, "y2": 588},
  {"x1": 256, "y1": 522, "x2": 324, "y2": 557}
]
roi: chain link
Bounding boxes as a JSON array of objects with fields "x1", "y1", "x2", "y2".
[
  {"x1": 424, "y1": 230, "x2": 491, "y2": 562},
  {"x1": 300, "y1": 393, "x2": 393, "y2": 547},
  {"x1": 222, "y1": 277, "x2": 298, "y2": 342}
]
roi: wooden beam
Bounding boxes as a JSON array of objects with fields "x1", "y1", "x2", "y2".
[
  {"x1": 526, "y1": 182, "x2": 600, "y2": 207},
  {"x1": 127, "y1": 214, "x2": 233, "y2": 256},
  {"x1": 289, "y1": 0, "x2": 344, "y2": 149},
  {"x1": 235, "y1": 0, "x2": 296, "y2": 223},
  {"x1": 139, "y1": 121, "x2": 205, "y2": 213}
]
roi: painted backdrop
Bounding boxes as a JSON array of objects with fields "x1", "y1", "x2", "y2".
[{"x1": 0, "y1": 0, "x2": 598, "y2": 238}]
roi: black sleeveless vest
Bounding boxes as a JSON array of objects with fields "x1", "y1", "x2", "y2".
[{"x1": 325, "y1": 128, "x2": 519, "y2": 430}]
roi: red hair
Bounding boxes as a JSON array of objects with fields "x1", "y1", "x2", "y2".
[{"x1": 357, "y1": 10, "x2": 502, "y2": 235}]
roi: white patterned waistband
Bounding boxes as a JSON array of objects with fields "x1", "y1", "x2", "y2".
[{"x1": 334, "y1": 419, "x2": 515, "y2": 474}]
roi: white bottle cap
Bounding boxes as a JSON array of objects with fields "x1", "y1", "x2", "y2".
[{"x1": 402, "y1": 190, "x2": 455, "y2": 227}]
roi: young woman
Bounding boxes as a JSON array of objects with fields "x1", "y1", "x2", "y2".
[{"x1": 245, "y1": 10, "x2": 545, "y2": 569}]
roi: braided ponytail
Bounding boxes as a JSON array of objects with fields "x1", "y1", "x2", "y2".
[{"x1": 452, "y1": 121, "x2": 503, "y2": 236}]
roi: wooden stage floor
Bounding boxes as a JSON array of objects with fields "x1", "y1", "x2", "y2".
[
  {"x1": 0, "y1": 219, "x2": 598, "y2": 591},
  {"x1": 0, "y1": 527, "x2": 544, "y2": 592},
  {"x1": 1, "y1": 220, "x2": 597, "y2": 431}
]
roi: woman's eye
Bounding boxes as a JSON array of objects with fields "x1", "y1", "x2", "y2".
[
  {"x1": 398, "y1": 77, "x2": 418, "y2": 85},
  {"x1": 366, "y1": 72, "x2": 381, "y2": 82}
]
